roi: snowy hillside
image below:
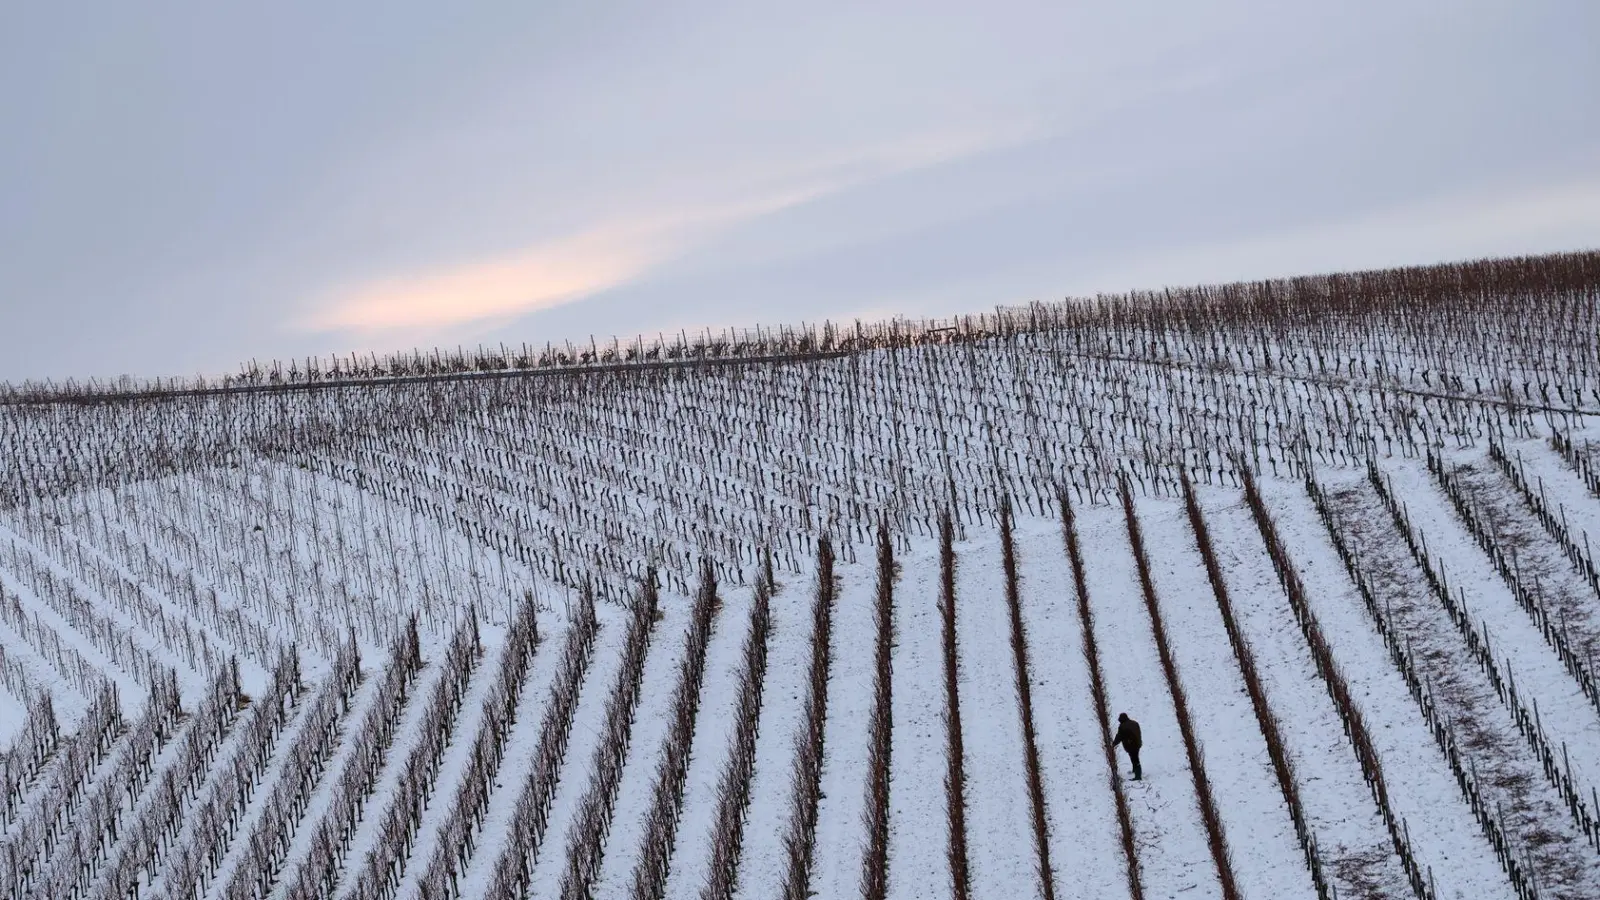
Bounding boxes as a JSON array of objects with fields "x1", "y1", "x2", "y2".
[{"x1": 2, "y1": 250, "x2": 1600, "y2": 900}]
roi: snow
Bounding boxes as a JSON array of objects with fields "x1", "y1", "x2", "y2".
[
  {"x1": 390, "y1": 638, "x2": 500, "y2": 900},
  {"x1": 1010, "y1": 515, "x2": 1127, "y2": 900},
  {"x1": 453, "y1": 611, "x2": 570, "y2": 891},
  {"x1": 803, "y1": 556, "x2": 877, "y2": 900},
  {"x1": 525, "y1": 606, "x2": 631, "y2": 900},
  {"x1": 0, "y1": 690, "x2": 22, "y2": 747},
  {"x1": 248, "y1": 664, "x2": 379, "y2": 899},
  {"x1": 589, "y1": 599, "x2": 691, "y2": 897},
  {"x1": 885, "y1": 539, "x2": 956, "y2": 900},
  {"x1": 1260, "y1": 474, "x2": 1521, "y2": 900},
  {"x1": 0, "y1": 526, "x2": 154, "y2": 706},
  {"x1": 1134, "y1": 496, "x2": 1316, "y2": 900},
  {"x1": 1382, "y1": 454, "x2": 1600, "y2": 809},
  {"x1": 1073, "y1": 500, "x2": 1222, "y2": 899},
  {"x1": 1510, "y1": 439, "x2": 1600, "y2": 559},
  {"x1": 1195, "y1": 487, "x2": 1412, "y2": 900},
  {"x1": 951, "y1": 529, "x2": 1041, "y2": 899},
  {"x1": 4, "y1": 468, "x2": 1593, "y2": 900},
  {"x1": 0, "y1": 615, "x2": 81, "y2": 725},
  {"x1": 334, "y1": 659, "x2": 451, "y2": 897},
  {"x1": 663, "y1": 586, "x2": 753, "y2": 899},
  {"x1": 203, "y1": 684, "x2": 325, "y2": 900},
  {"x1": 732, "y1": 577, "x2": 812, "y2": 900}
]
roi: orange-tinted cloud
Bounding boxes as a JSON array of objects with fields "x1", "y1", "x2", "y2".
[
  {"x1": 298, "y1": 123, "x2": 1042, "y2": 336},
  {"x1": 300, "y1": 226, "x2": 654, "y2": 333},
  {"x1": 299, "y1": 185, "x2": 838, "y2": 335}
]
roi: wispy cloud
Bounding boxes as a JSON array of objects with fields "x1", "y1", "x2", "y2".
[
  {"x1": 296, "y1": 122, "x2": 1039, "y2": 337},
  {"x1": 301, "y1": 227, "x2": 644, "y2": 333}
]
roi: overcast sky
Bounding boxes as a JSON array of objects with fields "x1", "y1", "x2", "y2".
[{"x1": 3, "y1": 1, "x2": 1597, "y2": 382}]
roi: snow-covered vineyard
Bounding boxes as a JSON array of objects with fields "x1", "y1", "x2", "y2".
[{"x1": 2, "y1": 250, "x2": 1600, "y2": 900}]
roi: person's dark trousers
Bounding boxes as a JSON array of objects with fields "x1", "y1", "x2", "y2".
[{"x1": 1127, "y1": 748, "x2": 1142, "y2": 780}]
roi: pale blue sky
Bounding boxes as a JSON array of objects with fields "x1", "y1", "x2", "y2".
[{"x1": 2, "y1": 1, "x2": 1596, "y2": 381}]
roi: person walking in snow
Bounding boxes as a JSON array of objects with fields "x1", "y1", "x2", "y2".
[{"x1": 1112, "y1": 712, "x2": 1142, "y2": 780}]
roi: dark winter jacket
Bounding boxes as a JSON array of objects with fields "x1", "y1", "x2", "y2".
[{"x1": 1112, "y1": 717, "x2": 1142, "y2": 751}]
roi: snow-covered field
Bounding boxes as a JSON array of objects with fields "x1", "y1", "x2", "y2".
[{"x1": 2, "y1": 251, "x2": 1599, "y2": 900}]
